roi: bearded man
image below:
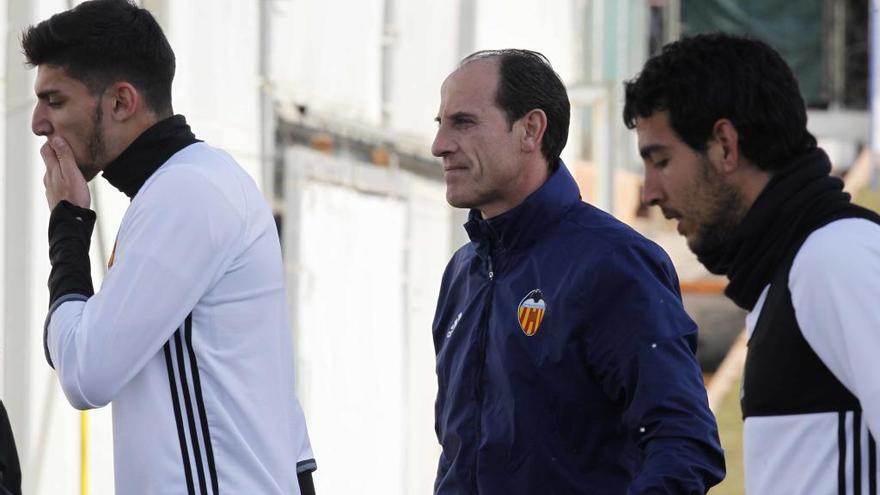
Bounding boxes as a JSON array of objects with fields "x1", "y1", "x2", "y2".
[{"x1": 625, "y1": 33, "x2": 880, "y2": 494}]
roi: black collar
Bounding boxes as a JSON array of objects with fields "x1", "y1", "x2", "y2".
[
  {"x1": 101, "y1": 115, "x2": 200, "y2": 199},
  {"x1": 464, "y1": 162, "x2": 580, "y2": 257},
  {"x1": 698, "y1": 148, "x2": 880, "y2": 309}
]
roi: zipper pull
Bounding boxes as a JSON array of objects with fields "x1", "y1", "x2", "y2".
[{"x1": 488, "y1": 255, "x2": 495, "y2": 280}]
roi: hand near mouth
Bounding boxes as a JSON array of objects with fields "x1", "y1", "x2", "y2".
[{"x1": 41, "y1": 136, "x2": 91, "y2": 210}]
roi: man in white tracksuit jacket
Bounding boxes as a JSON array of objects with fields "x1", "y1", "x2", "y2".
[{"x1": 24, "y1": 1, "x2": 316, "y2": 493}]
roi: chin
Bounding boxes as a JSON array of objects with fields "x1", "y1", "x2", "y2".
[
  {"x1": 446, "y1": 197, "x2": 472, "y2": 210},
  {"x1": 685, "y1": 231, "x2": 707, "y2": 253},
  {"x1": 445, "y1": 191, "x2": 472, "y2": 210}
]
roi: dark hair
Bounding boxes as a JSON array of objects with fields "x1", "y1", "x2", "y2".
[
  {"x1": 461, "y1": 49, "x2": 571, "y2": 170},
  {"x1": 22, "y1": 0, "x2": 175, "y2": 116},
  {"x1": 623, "y1": 33, "x2": 816, "y2": 171}
]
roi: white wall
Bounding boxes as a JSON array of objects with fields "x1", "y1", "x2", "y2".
[
  {"x1": 474, "y1": 0, "x2": 579, "y2": 79},
  {"x1": 167, "y1": 1, "x2": 263, "y2": 184},
  {"x1": 0, "y1": 0, "x2": 7, "y2": 396},
  {"x1": 266, "y1": 0, "x2": 584, "y2": 153},
  {"x1": 387, "y1": 1, "x2": 462, "y2": 141},
  {"x1": 296, "y1": 179, "x2": 408, "y2": 494},
  {"x1": 283, "y1": 147, "x2": 449, "y2": 494},
  {"x1": 403, "y1": 175, "x2": 450, "y2": 492},
  {"x1": 269, "y1": 0, "x2": 386, "y2": 126}
]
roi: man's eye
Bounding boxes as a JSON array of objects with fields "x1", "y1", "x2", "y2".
[
  {"x1": 654, "y1": 159, "x2": 669, "y2": 169},
  {"x1": 47, "y1": 100, "x2": 63, "y2": 108}
]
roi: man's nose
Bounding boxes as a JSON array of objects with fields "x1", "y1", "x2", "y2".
[
  {"x1": 431, "y1": 128, "x2": 453, "y2": 158},
  {"x1": 641, "y1": 170, "x2": 664, "y2": 207},
  {"x1": 32, "y1": 106, "x2": 52, "y2": 136}
]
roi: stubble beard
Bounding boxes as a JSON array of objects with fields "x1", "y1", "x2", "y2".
[
  {"x1": 80, "y1": 104, "x2": 106, "y2": 182},
  {"x1": 688, "y1": 157, "x2": 745, "y2": 257}
]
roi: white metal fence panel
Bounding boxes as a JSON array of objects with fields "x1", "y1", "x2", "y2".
[{"x1": 284, "y1": 146, "x2": 450, "y2": 494}]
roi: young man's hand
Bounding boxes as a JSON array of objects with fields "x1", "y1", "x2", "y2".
[{"x1": 41, "y1": 136, "x2": 91, "y2": 210}]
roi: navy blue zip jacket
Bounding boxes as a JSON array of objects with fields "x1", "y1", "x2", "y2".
[{"x1": 433, "y1": 164, "x2": 725, "y2": 494}]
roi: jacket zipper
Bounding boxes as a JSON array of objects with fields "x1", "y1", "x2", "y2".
[{"x1": 473, "y1": 254, "x2": 495, "y2": 493}]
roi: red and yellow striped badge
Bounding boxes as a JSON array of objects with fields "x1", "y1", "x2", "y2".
[{"x1": 517, "y1": 289, "x2": 546, "y2": 337}]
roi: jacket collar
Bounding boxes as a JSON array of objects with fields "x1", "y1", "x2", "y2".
[
  {"x1": 101, "y1": 114, "x2": 200, "y2": 199},
  {"x1": 464, "y1": 161, "x2": 580, "y2": 255}
]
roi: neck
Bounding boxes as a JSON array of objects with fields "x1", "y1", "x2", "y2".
[
  {"x1": 105, "y1": 113, "x2": 162, "y2": 166},
  {"x1": 101, "y1": 115, "x2": 199, "y2": 198},
  {"x1": 480, "y1": 157, "x2": 552, "y2": 219},
  {"x1": 735, "y1": 164, "x2": 772, "y2": 219}
]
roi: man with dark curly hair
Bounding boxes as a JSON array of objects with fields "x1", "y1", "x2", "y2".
[{"x1": 625, "y1": 33, "x2": 880, "y2": 494}]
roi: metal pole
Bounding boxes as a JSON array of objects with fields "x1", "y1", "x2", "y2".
[
  {"x1": 80, "y1": 412, "x2": 89, "y2": 495},
  {"x1": 457, "y1": 0, "x2": 477, "y2": 60},
  {"x1": 828, "y1": 0, "x2": 847, "y2": 109},
  {"x1": 259, "y1": 0, "x2": 277, "y2": 202},
  {"x1": 381, "y1": 0, "x2": 396, "y2": 128}
]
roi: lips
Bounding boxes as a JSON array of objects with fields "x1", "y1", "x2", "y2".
[
  {"x1": 660, "y1": 206, "x2": 680, "y2": 220},
  {"x1": 443, "y1": 163, "x2": 470, "y2": 180},
  {"x1": 660, "y1": 208, "x2": 686, "y2": 234}
]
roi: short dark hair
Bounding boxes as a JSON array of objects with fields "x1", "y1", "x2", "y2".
[
  {"x1": 623, "y1": 33, "x2": 816, "y2": 171},
  {"x1": 462, "y1": 49, "x2": 571, "y2": 171},
  {"x1": 22, "y1": 0, "x2": 175, "y2": 116}
]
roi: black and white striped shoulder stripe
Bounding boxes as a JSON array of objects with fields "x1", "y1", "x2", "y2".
[
  {"x1": 838, "y1": 410, "x2": 878, "y2": 495},
  {"x1": 164, "y1": 314, "x2": 219, "y2": 495}
]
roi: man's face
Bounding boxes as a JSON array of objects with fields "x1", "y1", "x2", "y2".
[
  {"x1": 32, "y1": 64, "x2": 107, "y2": 181},
  {"x1": 431, "y1": 60, "x2": 525, "y2": 218},
  {"x1": 636, "y1": 111, "x2": 743, "y2": 256}
]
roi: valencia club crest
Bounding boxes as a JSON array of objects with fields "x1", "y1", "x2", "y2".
[{"x1": 517, "y1": 289, "x2": 546, "y2": 336}]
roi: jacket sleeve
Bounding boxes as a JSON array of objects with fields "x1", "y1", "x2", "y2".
[
  {"x1": 584, "y1": 242, "x2": 725, "y2": 494},
  {"x1": 43, "y1": 201, "x2": 98, "y2": 369},
  {"x1": 790, "y1": 219, "x2": 880, "y2": 437},
  {"x1": 45, "y1": 167, "x2": 243, "y2": 409}
]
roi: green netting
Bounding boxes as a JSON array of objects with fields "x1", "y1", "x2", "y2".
[{"x1": 682, "y1": 0, "x2": 824, "y2": 105}]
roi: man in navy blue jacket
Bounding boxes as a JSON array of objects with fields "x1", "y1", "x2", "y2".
[{"x1": 430, "y1": 49, "x2": 725, "y2": 494}]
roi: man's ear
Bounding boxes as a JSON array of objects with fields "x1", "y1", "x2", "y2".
[
  {"x1": 709, "y1": 118, "x2": 741, "y2": 173},
  {"x1": 520, "y1": 109, "x2": 548, "y2": 155},
  {"x1": 106, "y1": 82, "x2": 141, "y2": 122}
]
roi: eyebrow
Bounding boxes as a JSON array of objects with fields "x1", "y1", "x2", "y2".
[
  {"x1": 435, "y1": 111, "x2": 478, "y2": 124},
  {"x1": 36, "y1": 90, "x2": 60, "y2": 100},
  {"x1": 639, "y1": 144, "x2": 668, "y2": 159}
]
